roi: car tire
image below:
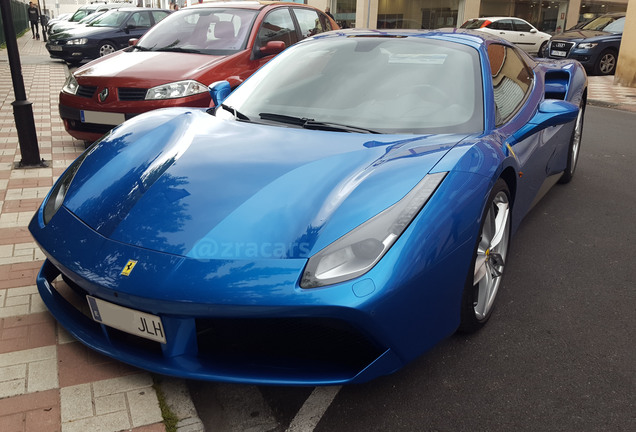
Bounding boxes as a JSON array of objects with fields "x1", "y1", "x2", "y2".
[
  {"x1": 98, "y1": 41, "x2": 117, "y2": 57},
  {"x1": 458, "y1": 178, "x2": 511, "y2": 333},
  {"x1": 558, "y1": 98, "x2": 585, "y2": 184},
  {"x1": 594, "y1": 49, "x2": 618, "y2": 75}
]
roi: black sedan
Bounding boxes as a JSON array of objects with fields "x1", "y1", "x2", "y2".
[
  {"x1": 46, "y1": 8, "x2": 171, "y2": 65},
  {"x1": 545, "y1": 12, "x2": 625, "y2": 75}
]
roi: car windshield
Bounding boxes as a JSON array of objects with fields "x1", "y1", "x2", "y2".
[
  {"x1": 581, "y1": 15, "x2": 625, "y2": 33},
  {"x1": 79, "y1": 11, "x2": 104, "y2": 24},
  {"x1": 136, "y1": 7, "x2": 258, "y2": 55},
  {"x1": 220, "y1": 36, "x2": 484, "y2": 135},
  {"x1": 69, "y1": 9, "x2": 92, "y2": 23},
  {"x1": 89, "y1": 10, "x2": 129, "y2": 27}
]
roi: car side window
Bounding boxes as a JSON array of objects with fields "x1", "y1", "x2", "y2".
[
  {"x1": 292, "y1": 8, "x2": 332, "y2": 38},
  {"x1": 487, "y1": 43, "x2": 534, "y2": 126},
  {"x1": 130, "y1": 12, "x2": 152, "y2": 29},
  {"x1": 257, "y1": 8, "x2": 299, "y2": 49},
  {"x1": 151, "y1": 11, "x2": 170, "y2": 25},
  {"x1": 489, "y1": 19, "x2": 513, "y2": 31},
  {"x1": 513, "y1": 19, "x2": 532, "y2": 32}
]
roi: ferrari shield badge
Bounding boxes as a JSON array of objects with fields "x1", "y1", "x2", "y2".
[{"x1": 121, "y1": 260, "x2": 137, "y2": 276}]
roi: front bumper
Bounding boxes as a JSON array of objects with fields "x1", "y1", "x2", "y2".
[
  {"x1": 46, "y1": 43, "x2": 95, "y2": 62},
  {"x1": 59, "y1": 103, "x2": 138, "y2": 142},
  {"x1": 547, "y1": 41, "x2": 598, "y2": 69},
  {"x1": 37, "y1": 258, "x2": 406, "y2": 385}
]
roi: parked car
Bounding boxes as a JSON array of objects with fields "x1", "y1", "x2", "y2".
[
  {"x1": 48, "y1": 6, "x2": 120, "y2": 36},
  {"x1": 46, "y1": 8, "x2": 171, "y2": 65},
  {"x1": 45, "y1": 12, "x2": 72, "y2": 29},
  {"x1": 460, "y1": 17, "x2": 551, "y2": 56},
  {"x1": 58, "y1": 1, "x2": 337, "y2": 142},
  {"x1": 47, "y1": 3, "x2": 124, "y2": 36},
  {"x1": 545, "y1": 12, "x2": 625, "y2": 75},
  {"x1": 30, "y1": 28, "x2": 587, "y2": 385}
]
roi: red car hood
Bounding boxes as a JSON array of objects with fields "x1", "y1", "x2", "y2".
[{"x1": 74, "y1": 50, "x2": 233, "y2": 86}]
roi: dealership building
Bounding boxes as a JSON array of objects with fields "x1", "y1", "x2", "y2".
[{"x1": 311, "y1": 0, "x2": 628, "y2": 33}]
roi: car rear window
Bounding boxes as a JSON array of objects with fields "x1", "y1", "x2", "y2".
[{"x1": 461, "y1": 19, "x2": 488, "y2": 29}]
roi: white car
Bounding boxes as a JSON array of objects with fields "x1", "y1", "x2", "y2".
[{"x1": 461, "y1": 17, "x2": 551, "y2": 56}]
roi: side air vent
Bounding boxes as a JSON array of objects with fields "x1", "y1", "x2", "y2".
[{"x1": 544, "y1": 71, "x2": 570, "y2": 100}]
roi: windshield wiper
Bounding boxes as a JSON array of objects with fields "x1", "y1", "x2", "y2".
[
  {"x1": 303, "y1": 120, "x2": 380, "y2": 134},
  {"x1": 259, "y1": 113, "x2": 379, "y2": 133},
  {"x1": 156, "y1": 47, "x2": 202, "y2": 54},
  {"x1": 220, "y1": 104, "x2": 250, "y2": 121},
  {"x1": 133, "y1": 45, "x2": 152, "y2": 52},
  {"x1": 259, "y1": 112, "x2": 312, "y2": 126}
]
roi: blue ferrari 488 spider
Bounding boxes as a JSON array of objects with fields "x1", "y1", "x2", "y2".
[{"x1": 30, "y1": 29, "x2": 587, "y2": 385}]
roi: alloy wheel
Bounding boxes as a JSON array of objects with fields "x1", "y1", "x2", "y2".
[{"x1": 472, "y1": 191, "x2": 511, "y2": 320}]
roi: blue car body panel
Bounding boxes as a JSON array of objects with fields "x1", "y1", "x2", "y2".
[{"x1": 30, "y1": 29, "x2": 588, "y2": 385}]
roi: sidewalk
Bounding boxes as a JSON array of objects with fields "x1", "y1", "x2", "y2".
[
  {"x1": 0, "y1": 35, "x2": 203, "y2": 432},
  {"x1": 1, "y1": 32, "x2": 636, "y2": 432}
]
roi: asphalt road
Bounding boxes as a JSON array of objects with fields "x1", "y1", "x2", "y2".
[{"x1": 189, "y1": 105, "x2": 636, "y2": 432}]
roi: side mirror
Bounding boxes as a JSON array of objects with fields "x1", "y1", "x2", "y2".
[
  {"x1": 128, "y1": 38, "x2": 139, "y2": 46},
  {"x1": 259, "y1": 41, "x2": 286, "y2": 57},
  {"x1": 530, "y1": 29, "x2": 537, "y2": 34},
  {"x1": 510, "y1": 99, "x2": 579, "y2": 143},
  {"x1": 208, "y1": 81, "x2": 232, "y2": 107}
]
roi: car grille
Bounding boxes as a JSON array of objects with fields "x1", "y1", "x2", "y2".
[
  {"x1": 548, "y1": 40, "x2": 575, "y2": 58},
  {"x1": 196, "y1": 317, "x2": 384, "y2": 375},
  {"x1": 77, "y1": 85, "x2": 97, "y2": 98},
  {"x1": 118, "y1": 88, "x2": 148, "y2": 101}
]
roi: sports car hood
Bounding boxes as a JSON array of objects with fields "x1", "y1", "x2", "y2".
[
  {"x1": 74, "y1": 50, "x2": 230, "y2": 84},
  {"x1": 62, "y1": 108, "x2": 466, "y2": 259}
]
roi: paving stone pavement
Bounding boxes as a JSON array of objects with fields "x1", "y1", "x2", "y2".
[
  {"x1": 0, "y1": 35, "x2": 203, "y2": 432},
  {"x1": 1, "y1": 30, "x2": 636, "y2": 432}
]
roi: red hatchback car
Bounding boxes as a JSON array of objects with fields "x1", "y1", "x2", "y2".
[{"x1": 60, "y1": 1, "x2": 337, "y2": 142}]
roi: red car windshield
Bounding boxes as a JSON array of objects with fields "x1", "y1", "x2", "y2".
[{"x1": 136, "y1": 8, "x2": 258, "y2": 55}]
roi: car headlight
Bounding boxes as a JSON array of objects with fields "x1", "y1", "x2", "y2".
[
  {"x1": 62, "y1": 74, "x2": 79, "y2": 95},
  {"x1": 42, "y1": 150, "x2": 90, "y2": 224},
  {"x1": 145, "y1": 80, "x2": 208, "y2": 100},
  {"x1": 67, "y1": 38, "x2": 88, "y2": 45},
  {"x1": 300, "y1": 172, "x2": 447, "y2": 288},
  {"x1": 577, "y1": 42, "x2": 598, "y2": 49}
]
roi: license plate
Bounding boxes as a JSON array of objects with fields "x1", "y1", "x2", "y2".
[
  {"x1": 86, "y1": 296, "x2": 166, "y2": 344},
  {"x1": 80, "y1": 110, "x2": 126, "y2": 125},
  {"x1": 551, "y1": 50, "x2": 567, "y2": 57},
  {"x1": 49, "y1": 45, "x2": 63, "y2": 52}
]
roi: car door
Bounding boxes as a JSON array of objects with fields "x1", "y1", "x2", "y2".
[
  {"x1": 251, "y1": 7, "x2": 300, "y2": 71},
  {"x1": 485, "y1": 19, "x2": 519, "y2": 45},
  {"x1": 487, "y1": 43, "x2": 557, "y2": 216},
  {"x1": 290, "y1": 7, "x2": 333, "y2": 39},
  {"x1": 118, "y1": 11, "x2": 154, "y2": 47},
  {"x1": 511, "y1": 18, "x2": 541, "y2": 53}
]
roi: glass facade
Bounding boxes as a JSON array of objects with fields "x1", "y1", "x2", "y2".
[
  {"x1": 579, "y1": 1, "x2": 627, "y2": 23},
  {"x1": 480, "y1": 0, "x2": 627, "y2": 33},
  {"x1": 378, "y1": 0, "x2": 461, "y2": 29},
  {"x1": 334, "y1": 0, "x2": 357, "y2": 28},
  {"x1": 329, "y1": 0, "x2": 628, "y2": 33},
  {"x1": 480, "y1": 1, "x2": 569, "y2": 33}
]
